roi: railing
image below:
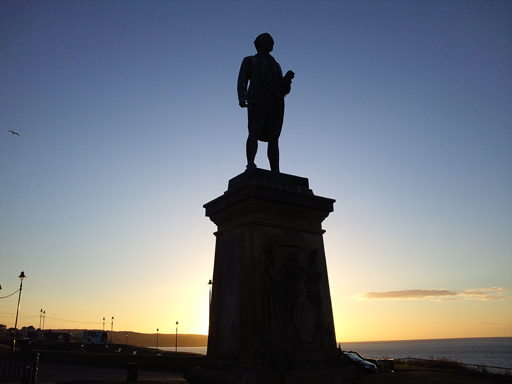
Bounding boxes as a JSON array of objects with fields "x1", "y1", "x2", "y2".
[
  {"x1": 394, "y1": 357, "x2": 512, "y2": 381},
  {"x1": 0, "y1": 354, "x2": 39, "y2": 384}
]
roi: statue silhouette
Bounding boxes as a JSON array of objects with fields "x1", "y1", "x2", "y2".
[{"x1": 237, "y1": 33, "x2": 294, "y2": 173}]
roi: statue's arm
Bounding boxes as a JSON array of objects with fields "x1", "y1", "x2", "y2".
[{"x1": 237, "y1": 57, "x2": 251, "y2": 107}]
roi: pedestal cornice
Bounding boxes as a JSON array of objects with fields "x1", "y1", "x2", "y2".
[{"x1": 204, "y1": 169, "x2": 335, "y2": 233}]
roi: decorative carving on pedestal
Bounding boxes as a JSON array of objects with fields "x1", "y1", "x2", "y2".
[{"x1": 254, "y1": 236, "x2": 339, "y2": 372}]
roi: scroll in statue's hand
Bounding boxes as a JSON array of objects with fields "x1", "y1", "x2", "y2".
[
  {"x1": 239, "y1": 97, "x2": 248, "y2": 108},
  {"x1": 284, "y1": 70, "x2": 295, "y2": 82}
]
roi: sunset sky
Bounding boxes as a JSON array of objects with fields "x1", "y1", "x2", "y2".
[{"x1": 1, "y1": 0, "x2": 511, "y2": 342}]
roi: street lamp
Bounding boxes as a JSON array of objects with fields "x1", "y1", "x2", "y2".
[
  {"x1": 42, "y1": 311, "x2": 46, "y2": 330},
  {"x1": 12, "y1": 271, "x2": 26, "y2": 353},
  {"x1": 111, "y1": 317, "x2": 114, "y2": 343},
  {"x1": 208, "y1": 279, "x2": 213, "y2": 305},
  {"x1": 39, "y1": 309, "x2": 43, "y2": 329},
  {"x1": 156, "y1": 328, "x2": 159, "y2": 349},
  {"x1": 208, "y1": 279, "x2": 213, "y2": 318},
  {"x1": 175, "y1": 321, "x2": 178, "y2": 352},
  {"x1": 126, "y1": 333, "x2": 128, "y2": 345},
  {"x1": 103, "y1": 317, "x2": 105, "y2": 331}
]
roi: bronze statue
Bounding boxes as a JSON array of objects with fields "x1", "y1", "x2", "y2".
[{"x1": 238, "y1": 33, "x2": 294, "y2": 173}]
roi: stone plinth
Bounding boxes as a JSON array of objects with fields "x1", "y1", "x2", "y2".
[{"x1": 185, "y1": 169, "x2": 357, "y2": 384}]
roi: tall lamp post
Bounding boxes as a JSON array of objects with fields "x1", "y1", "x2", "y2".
[
  {"x1": 39, "y1": 309, "x2": 43, "y2": 329},
  {"x1": 175, "y1": 321, "x2": 178, "y2": 352},
  {"x1": 12, "y1": 271, "x2": 26, "y2": 353},
  {"x1": 208, "y1": 279, "x2": 213, "y2": 303},
  {"x1": 208, "y1": 279, "x2": 213, "y2": 315},
  {"x1": 156, "y1": 328, "x2": 159, "y2": 349},
  {"x1": 110, "y1": 317, "x2": 114, "y2": 343}
]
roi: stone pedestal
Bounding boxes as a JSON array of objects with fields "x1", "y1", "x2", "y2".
[{"x1": 185, "y1": 169, "x2": 358, "y2": 384}]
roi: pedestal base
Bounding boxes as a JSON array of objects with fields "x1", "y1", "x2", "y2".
[{"x1": 185, "y1": 169, "x2": 360, "y2": 383}]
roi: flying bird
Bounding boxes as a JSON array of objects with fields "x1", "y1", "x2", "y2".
[{"x1": 8, "y1": 130, "x2": 20, "y2": 136}]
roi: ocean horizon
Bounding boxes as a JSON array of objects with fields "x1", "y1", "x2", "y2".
[{"x1": 158, "y1": 337, "x2": 512, "y2": 369}]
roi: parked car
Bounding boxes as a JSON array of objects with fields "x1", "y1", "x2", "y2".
[
  {"x1": 343, "y1": 352, "x2": 378, "y2": 374},
  {"x1": 344, "y1": 350, "x2": 381, "y2": 368}
]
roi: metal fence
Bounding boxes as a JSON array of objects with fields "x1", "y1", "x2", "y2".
[{"x1": 394, "y1": 357, "x2": 512, "y2": 379}]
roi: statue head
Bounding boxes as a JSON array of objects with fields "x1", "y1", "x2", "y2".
[{"x1": 254, "y1": 33, "x2": 274, "y2": 54}]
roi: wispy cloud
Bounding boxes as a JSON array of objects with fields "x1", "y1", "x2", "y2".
[
  {"x1": 359, "y1": 287, "x2": 508, "y2": 301},
  {"x1": 361, "y1": 289, "x2": 457, "y2": 300},
  {"x1": 459, "y1": 287, "x2": 508, "y2": 301}
]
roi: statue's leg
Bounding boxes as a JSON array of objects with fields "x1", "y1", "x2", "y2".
[
  {"x1": 268, "y1": 139, "x2": 279, "y2": 173},
  {"x1": 266, "y1": 96, "x2": 283, "y2": 173},
  {"x1": 247, "y1": 102, "x2": 263, "y2": 170},
  {"x1": 246, "y1": 134, "x2": 258, "y2": 169}
]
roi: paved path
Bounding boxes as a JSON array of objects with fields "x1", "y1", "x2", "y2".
[{"x1": 36, "y1": 363, "x2": 186, "y2": 383}]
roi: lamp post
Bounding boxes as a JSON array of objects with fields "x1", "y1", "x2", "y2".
[
  {"x1": 156, "y1": 328, "x2": 159, "y2": 349},
  {"x1": 126, "y1": 333, "x2": 128, "y2": 345},
  {"x1": 103, "y1": 317, "x2": 105, "y2": 331},
  {"x1": 11, "y1": 271, "x2": 26, "y2": 353},
  {"x1": 208, "y1": 279, "x2": 213, "y2": 314},
  {"x1": 39, "y1": 309, "x2": 43, "y2": 330},
  {"x1": 208, "y1": 279, "x2": 213, "y2": 303},
  {"x1": 42, "y1": 311, "x2": 46, "y2": 330},
  {"x1": 175, "y1": 321, "x2": 178, "y2": 352},
  {"x1": 110, "y1": 317, "x2": 114, "y2": 343}
]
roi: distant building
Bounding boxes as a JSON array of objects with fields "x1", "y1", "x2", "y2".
[
  {"x1": 43, "y1": 330, "x2": 70, "y2": 343},
  {"x1": 82, "y1": 330, "x2": 108, "y2": 345},
  {"x1": 21, "y1": 326, "x2": 37, "y2": 338}
]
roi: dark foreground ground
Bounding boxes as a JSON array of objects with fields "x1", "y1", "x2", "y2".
[
  {"x1": 37, "y1": 363, "x2": 183, "y2": 383},
  {"x1": 358, "y1": 370, "x2": 505, "y2": 384},
  {"x1": 36, "y1": 364, "x2": 506, "y2": 384}
]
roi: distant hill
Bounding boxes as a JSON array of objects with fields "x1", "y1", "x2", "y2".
[{"x1": 51, "y1": 329, "x2": 207, "y2": 348}]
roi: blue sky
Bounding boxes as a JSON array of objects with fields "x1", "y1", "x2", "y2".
[{"x1": 1, "y1": 0, "x2": 511, "y2": 341}]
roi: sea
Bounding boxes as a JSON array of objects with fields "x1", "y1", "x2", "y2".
[{"x1": 159, "y1": 338, "x2": 512, "y2": 369}]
